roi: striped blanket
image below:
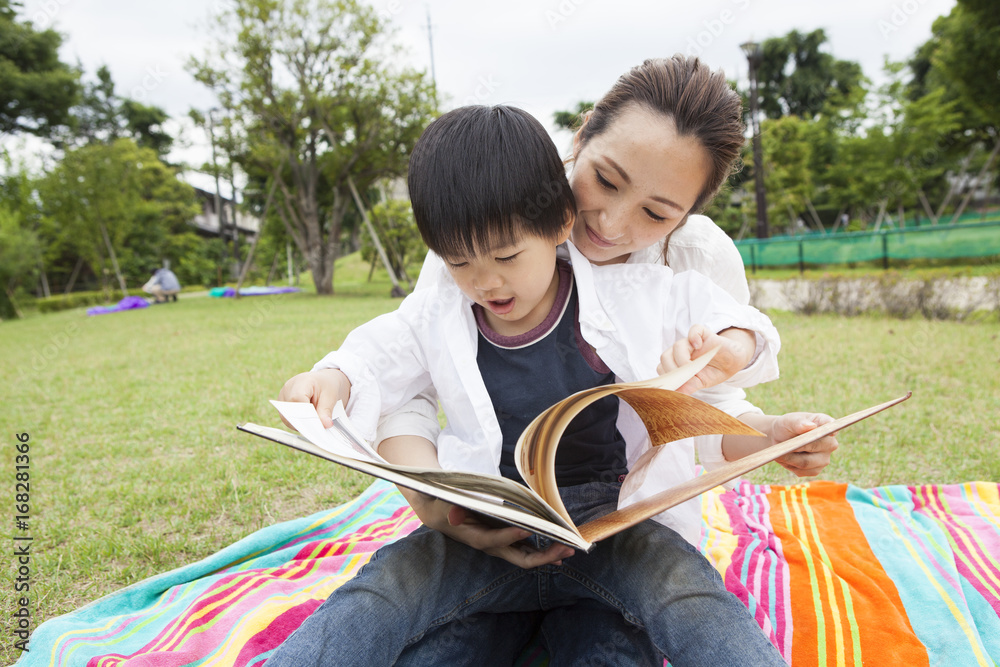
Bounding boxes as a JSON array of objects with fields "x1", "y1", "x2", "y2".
[{"x1": 16, "y1": 479, "x2": 1000, "y2": 667}]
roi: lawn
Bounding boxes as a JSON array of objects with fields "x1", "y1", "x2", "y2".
[{"x1": 1, "y1": 254, "x2": 998, "y2": 665}]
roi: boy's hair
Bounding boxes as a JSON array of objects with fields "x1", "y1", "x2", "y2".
[{"x1": 408, "y1": 105, "x2": 576, "y2": 259}]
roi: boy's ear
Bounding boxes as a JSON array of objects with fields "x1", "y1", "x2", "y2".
[{"x1": 557, "y1": 213, "x2": 575, "y2": 244}]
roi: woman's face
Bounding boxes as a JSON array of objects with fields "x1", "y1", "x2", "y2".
[{"x1": 569, "y1": 105, "x2": 712, "y2": 265}]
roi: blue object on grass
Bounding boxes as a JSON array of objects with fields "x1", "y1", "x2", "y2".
[{"x1": 209, "y1": 286, "x2": 301, "y2": 298}]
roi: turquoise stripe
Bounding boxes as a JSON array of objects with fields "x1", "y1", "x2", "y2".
[
  {"x1": 17, "y1": 481, "x2": 408, "y2": 667},
  {"x1": 848, "y1": 485, "x2": 991, "y2": 666}
]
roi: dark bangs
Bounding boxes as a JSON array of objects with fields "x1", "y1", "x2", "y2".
[{"x1": 408, "y1": 105, "x2": 576, "y2": 259}]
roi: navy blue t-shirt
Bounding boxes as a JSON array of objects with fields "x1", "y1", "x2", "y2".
[{"x1": 474, "y1": 261, "x2": 628, "y2": 486}]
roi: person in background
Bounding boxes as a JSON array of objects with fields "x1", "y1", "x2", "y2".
[{"x1": 142, "y1": 264, "x2": 181, "y2": 303}]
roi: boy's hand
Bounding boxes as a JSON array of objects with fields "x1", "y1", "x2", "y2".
[
  {"x1": 278, "y1": 369, "x2": 351, "y2": 429},
  {"x1": 657, "y1": 325, "x2": 756, "y2": 394},
  {"x1": 404, "y1": 490, "x2": 574, "y2": 569},
  {"x1": 769, "y1": 412, "x2": 840, "y2": 477}
]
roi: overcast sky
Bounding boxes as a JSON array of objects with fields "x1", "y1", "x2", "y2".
[{"x1": 13, "y1": 0, "x2": 957, "y2": 173}]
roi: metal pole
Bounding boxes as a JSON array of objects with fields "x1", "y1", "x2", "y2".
[{"x1": 208, "y1": 109, "x2": 228, "y2": 273}]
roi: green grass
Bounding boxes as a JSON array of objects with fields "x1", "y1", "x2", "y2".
[{"x1": 0, "y1": 253, "x2": 998, "y2": 664}]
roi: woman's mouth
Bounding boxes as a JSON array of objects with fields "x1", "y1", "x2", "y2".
[
  {"x1": 585, "y1": 224, "x2": 616, "y2": 248},
  {"x1": 486, "y1": 297, "x2": 515, "y2": 315}
]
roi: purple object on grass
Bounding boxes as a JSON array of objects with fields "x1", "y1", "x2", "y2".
[{"x1": 86, "y1": 296, "x2": 151, "y2": 316}]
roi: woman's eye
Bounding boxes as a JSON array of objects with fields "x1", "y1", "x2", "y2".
[
  {"x1": 447, "y1": 261, "x2": 468, "y2": 269},
  {"x1": 595, "y1": 170, "x2": 617, "y2": 191},
  {"x1": 644, "y1": 208, "x2": 667, "y2": 222}
]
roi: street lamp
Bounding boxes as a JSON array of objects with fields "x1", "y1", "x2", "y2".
[{"x1": 740, "y1": 40, "x2": 769, "y2": 239}]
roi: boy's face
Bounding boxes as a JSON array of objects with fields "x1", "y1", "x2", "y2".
[{"x1": 444, "y1": 223, "x2": 571, "y2": 337}]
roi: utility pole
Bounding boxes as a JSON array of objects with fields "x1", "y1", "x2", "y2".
[{"x1": 425, "y1": 5, "x2": 438, "y2": 105}]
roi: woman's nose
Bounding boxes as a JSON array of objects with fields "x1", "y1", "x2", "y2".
[{"x1": 595, "y1": 208, "x2": 624, "y2": 240}]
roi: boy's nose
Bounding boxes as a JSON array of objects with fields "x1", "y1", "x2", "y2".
[{"x1": 473, "y1": 271, "x2": 503, "y2": 292}]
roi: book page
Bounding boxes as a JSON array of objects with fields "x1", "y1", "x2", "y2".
[
  {"x1": 269, "y1": 400, "x2": 384, "y2": 462},
  {"x1": 239, "y1": 421, "x2": 589, "y2": 550},
  {"x1": 514, "y1": 348, "x2": 759, "y2": 526}
]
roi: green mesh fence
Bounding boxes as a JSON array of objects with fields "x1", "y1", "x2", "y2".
[{"x1": 736, "y1": 221, "x2": 1000, "y2": 269}]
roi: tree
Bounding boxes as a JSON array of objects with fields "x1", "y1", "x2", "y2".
[
  {"x1": 756, "y1": 29, "x2": 864, "y2": 120},
  {"x1": 38, "y1": 139, "x2": 199, "y2": 293},
  {"x1": 0, "y1": 160, "x2": 40, "y2": 318},
  {"x1": 57, "y1": 65, "x2": 174, "y2": 157},
  {"x1": 188, "y1": 0, "x2": 437, "y2": 295},
  {"x1": 932, "y1": 1, "x2": 1000, "y2": 128},
  {"x1": 553, "y1": 101, "x2": 593, "y2": 132},
  {"x1": 0, "y1": 0, "x2": 79, "y2": 136},
  {"x1": 361, "y1": 198, "x2": 425, "y2": 282},
  {"x1": 759, "y1": 115, "x2": 814, "y2": 232}
]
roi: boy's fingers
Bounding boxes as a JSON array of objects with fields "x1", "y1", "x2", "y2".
[{"x1": 315, "y1": 391, "x2": 338, "y2": 428}]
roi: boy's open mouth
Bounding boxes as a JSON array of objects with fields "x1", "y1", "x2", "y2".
[{"x1": 486, "y1": 297, "x2": 515, "y2": 315}]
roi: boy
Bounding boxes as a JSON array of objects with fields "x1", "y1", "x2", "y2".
[{"x1": 269, "y1": 106, "x2": 785, "y2": 666}]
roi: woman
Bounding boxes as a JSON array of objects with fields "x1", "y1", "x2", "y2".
[{"x1": 295, "y1": 56, "x2": 836, "y2": 665}]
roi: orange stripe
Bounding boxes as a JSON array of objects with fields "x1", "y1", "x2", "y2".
[{"x1": 768, "y1": 482, "x2": 929, "y2": 666}]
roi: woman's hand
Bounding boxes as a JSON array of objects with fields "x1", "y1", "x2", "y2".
[
  {"x1": 401, "y1": 488, "x2": 574, "y2": 569},
  {"x1": 657, "y1": 325, "x2": 756, "y2": 394},
  {"x1": 768, "y1": 412, "x2": 840, "y2": 477},
  {"x1": 277, "y1": 369, "x2": 351, "y2": 429}
]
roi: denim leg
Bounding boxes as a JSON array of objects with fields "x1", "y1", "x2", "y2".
[
  {"x1": 266, "y1": 525, "x2": 541, "y2": 667},
  {"x1": 395, "y1": 610, "x2": 542, "y2": 667},
  {"x1": 538, "y1": 599, "x2": 663, "y2": 667},
  {"x1": 552, "y1": 482, "x2": 785, "y2": 667}
]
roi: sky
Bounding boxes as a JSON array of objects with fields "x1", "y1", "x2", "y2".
[{"x1": 11, "y1": 0, "x2": 958, "y2": 175}]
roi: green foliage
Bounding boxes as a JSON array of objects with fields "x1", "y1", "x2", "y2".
[
  {"x1": 34, "y1": 288, "x2": 126, "y2": 313},
  {"x1": 360, "y1": 199, "x2": 426, "y2": 281},
  {"x1": 188, "y1": 0, "x2": 437, "y2": 294},
  {"x1": 553, "y1": 101, "x2": 593, "y2": 132},
  {"x1": 756, "y1": 29, "x2": 865, "y2": 120},
  {"x1": 0, "y1": 0, "x2": 80, "y2": 136},
  {"x1": 758, "y1": 115, "x2": 814, "y2": 231},
  {"x1": 57, "y1": 65, "x2": 174, "y2": 157},
  {"x1": 38, "y1": 139, "x2": 201, "y2": 289},
  {"x1": 932, "y1": 0, "x2": 1000, "y2": 127}
]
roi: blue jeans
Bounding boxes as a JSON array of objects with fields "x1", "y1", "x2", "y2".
[
  {"x1": 267, "y1": 481, "x2": 785, "y2": 666},
  {"x1": 395, "y1": 600, "x2": 660, "y2": 666}
]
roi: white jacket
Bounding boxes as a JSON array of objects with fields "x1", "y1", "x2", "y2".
[{"x1": 314, "y1": 241, "x2": 780, "y2": 544}]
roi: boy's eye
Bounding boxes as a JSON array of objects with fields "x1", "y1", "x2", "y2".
[
  {"x1": 447, "y1": 261, "x2": 469, "y2": 269},
  {"x1": 644, "y1": 208, "x2": 667, "y2": 222},
  {"x1": 595, "y1": 170, "x2": 617, "y2": 191},
  {"x1": 496, "y1": 253, "x2": 520, "y2": 264}
]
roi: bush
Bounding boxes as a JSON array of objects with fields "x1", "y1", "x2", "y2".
[{"x1": 36, "y1": 289, "x2": 127, "y2": 313}]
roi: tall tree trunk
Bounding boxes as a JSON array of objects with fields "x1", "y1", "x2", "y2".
[
  {"x1": 99, "y1": 221, "x2": 128, "y2": 296},
  {"x1": 64, "y1": 257, "x2": 84, "y2": 294},
  {"x1": 918, "y1": 190, "x2": 939, "y2": 225}
]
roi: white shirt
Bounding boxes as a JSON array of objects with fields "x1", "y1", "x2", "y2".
[{"x1": 313, "y1": 241, "x2": 780, "y2": 544}]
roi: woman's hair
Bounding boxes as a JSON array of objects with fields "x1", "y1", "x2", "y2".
[
  {"x1": 408, "y1": 105, "x2": 575, "y2": 260},
  {"x1": 575, "y1": 55, "x2": 745, "y2": 238}
]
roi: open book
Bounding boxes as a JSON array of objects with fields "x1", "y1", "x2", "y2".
[{"x1": 239, "y1": 352, "x2": 910, "y2": 551}]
